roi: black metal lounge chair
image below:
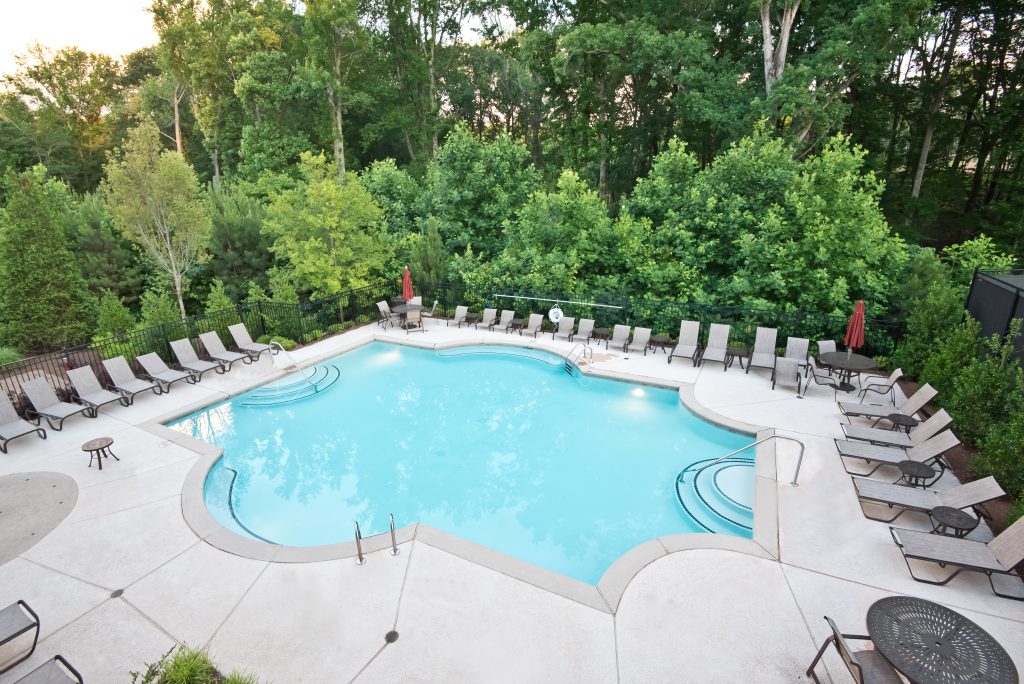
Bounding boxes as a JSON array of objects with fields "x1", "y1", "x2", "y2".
[
  {"x1": 20, "y1": 378, "x2": 93, "y2": 430},
  {"x1": 840, "y1": 409, "x2": 951, "y2": 448},
  {"x1": 852, "y1": 475, "x2": 1004, "y2": 523},
  {"x1": 170, "y1": 338, "x2": 225, "y2": 378},
  {"x1": 0, "y1": 393, "x2": 46, "y2": 453},
  {"x1": 890, "y1": 515, "x2": 1024, "y2": 601},
  {"x1": 14, "y1": 655, "x2": 83, "y2": 684},
  {"x1": 137, "y1": 353, "x2": 198, "y2": 392},
  {"x1": 834, "y1": 429, "x2": 959, "y2": 480},
  {"x1": 806, "y1": 615, "x2": 900, "y2": 684},
  {"x1": 668, "y1": 320, "x2": 701, "y2": 365},
  {"x1": 228, "y1": 323, "x2": 274, "y2": 360},
  {"x1": 102, "y1": 356, "x2": 162, "y2": 404},
  {"x1": 838, "y1": 383, "x2": 936, "y2": 423},
  {"x1": 199, "y1": 331, "x2": 250, "y2": 370},
  {"x1": 0, "y1": 600, "x2": 40, "y2": 675},
  {"x1": 68, "y1": 367, "x2": 128, "y2": 413}
]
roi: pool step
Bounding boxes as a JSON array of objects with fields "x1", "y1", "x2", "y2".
[
  {"x1": 240, "y1": 364, "x2": 342, "y2": 408},
  {"x1": 675, "y1": 457, "x2": 755, "y2": 535}
]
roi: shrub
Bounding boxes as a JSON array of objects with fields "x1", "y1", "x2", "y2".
[
  {"x1": 96, "y1": 290, "x2": 137, "y2": 338},
  {"x1": 131, "y1": 645, "x2": 262, "y2": 684},
  {"x1": 0, "y1": 347, "x2": 20, "y2": 366},
  {"x1": 256, "y1": 335, "x2": 297, "y2": 351},
  {"x1": 138, "y1": 288, "x2": 182, "y2": 329},
  {"x1": 920, "y1": 316, "x2": 982, "y2": 399},
  {"x1": 205, "y1": 278, "x2": 234, "y2": 315},
  {"x1": 890, "y1": 282, "x2": 964, "y2": 378},
  {"x1": 975, "y1": 411, "x2": 1024, "y2": 501}
]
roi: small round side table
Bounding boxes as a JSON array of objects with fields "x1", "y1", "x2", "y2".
[
  {"x1": 929, "y1": 505, "x2": 980, "y2": 538},
  {"x1": 897, "y1": 459, "x2": 936, "y2": 488},
  {"x1": 82, "y1": 437, "x2": 118, "y2": 470}
]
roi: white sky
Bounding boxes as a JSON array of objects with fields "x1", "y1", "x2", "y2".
[{"x1": 0, "y1": 0, "x2": 157, "y2": 78}]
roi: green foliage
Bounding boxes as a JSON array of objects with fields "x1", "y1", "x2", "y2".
[
  {"x1": 920, "y1": 316, "x2": 983, "y2": 400},
  {"x1": 95, "y1": 290, "x2": 137, "y2": 338},
  {"x1": 976, "y1": 410, "x2": 1024, "y2": 501},
  {"x1": 204, "y1": 279, "x2": 234, "y2": 314},
  {"x1": 891, "y1": 246, "x2": 951, "y2": 321},
  {"x1": 941, "y1": 234, "x2": 1016, "y2": 289},
  {"x1": 0, "y1": 347, "x2": 21, "y2": 366},
  {"x1": 0, "y1": 166, "x2": 95, "y2": 353},
  {"x1": 138, "y1": 288, "x2": 182, "y2": 329},
  {"x1": 361, "y1": 159, "x2": 421, "y2": 235},
  {"x1": 256, "y1": 334, "x2": 297, "y2": 350},
  {"x1": 206, "y1": 183, "x2": 272, "y2": 301},
  {"x1": 412, "y1": 217, "x2": 448, "y2": 285},
  {"x1": 890, "y1": 280, "x2": 965, "y2": 378},
  {"x1": 941, "y1": 320, "x2": 1024, "y2": 446},
  {"x1": 65, "y1": 192, "x2": 147, "y2": 306},
  {"x1": 263, "y1": 153, "x2": 388, "y2": 299},
  {"x1": 130, "y1": 645, "x2": 262, "y2": 684}
]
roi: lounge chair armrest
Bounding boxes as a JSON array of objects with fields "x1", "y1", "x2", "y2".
[
  {"x1": 839, "y1": 633, "x2": 872, "y2": 642},
  {"x1": 889, "y1": 526, "x2": 905, "y2": 547}
]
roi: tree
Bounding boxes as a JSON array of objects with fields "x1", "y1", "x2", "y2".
[
  {"x1": 262, "y1": 153, "x2": 389, "y2": 301},
  {"x1": 206, "y1": 182, "x2": 272, "y2": 301},
  {"x1": 205, "y1": 278, "x2": 234, "y2": 313},
  {"x1": 412, "y1": 217, "x2": 447, "y2": 284},
  {"x1": 0, "y1": 166, "x2": 95, "y2": 352},
  {"x1": 759, "y1": 0, "x2": 800, "y2": 97},
  {"x1": 95, "y1": 290, "x2": 137, "y2": 338},
  {"x1": 102, "y1": 121, "x2": 211, "y2": 318},
  {"x1": 137, "y1": 287, "x2": 182, "y2": 328},
  {"x1": 64, "y1": 192, "x2": 147, "y2": 306}
]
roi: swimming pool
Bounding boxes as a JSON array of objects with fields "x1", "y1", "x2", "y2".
[{"x1": 170, "y1": 342, "x2": 753, "y2": 584}]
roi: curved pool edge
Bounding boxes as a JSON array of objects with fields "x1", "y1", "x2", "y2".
[{"x1": 154, "y1": 334, "x2": 782, "y2": 614}]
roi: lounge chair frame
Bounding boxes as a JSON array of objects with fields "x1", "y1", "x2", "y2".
[
  {"x1": 15, "y1": 655, "x2": 84, "y2": 684},
  {"x1": 889, "y1": 517, "x2": 1024, "y2": 601},
  {"x1": 170, "y1": 339, "x2": 226, "y2": 379},
  {"x1": 101, "y1": 357, "x2": 163, "y2": 405},
  {"x1": 137, "y1": 353, "x2": 198, "y2": 393},
  {"x1": 668, "y1": 320, "x2": 701, "y2": 365},
  {"x1": 228, "y1": 323, "x2": 274, "y2": 361},
  {"x1": 806, "y1": 616, "x2": 900, "y2": 684},
  {"x1": 853, "y1": 475, "x2": 1003, "y2": 523},
  {"x1": 199, "y1": 331, "x2": 251, "y2": 371},
  {"x1": 67, "y1": 367, "x2": 129, "y2": 414},
  {"x1": 858, "y1": 368, "x2": 903, "y2": 405},
  {"x1": 20, "y1": 378, "x2": 93, "y2": 431},
  {"x1": 0, "y1": 600, "x2": 41, "y2": 675},
  {"x1": 0, "y1": 394, "x2": 47, "y2": 453},
  {"x1": 838, "y1": 383, "x2": 936, "y2": 424}
]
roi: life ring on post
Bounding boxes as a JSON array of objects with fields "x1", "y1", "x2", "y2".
[{"x1": 548, "y1": 305, "x2": 563, "y2": 324}]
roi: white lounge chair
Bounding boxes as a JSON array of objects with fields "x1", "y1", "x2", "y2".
[
  {"x1": 228, "y1": 323, "x2": 274, "y2": 360},
  {"x1": 522, "y1": 313, "x2": 543, "y2": 337},
  {"x1": 552, "y1": 317, "x2": 576, "y2": 341},
  {"x1": 668, "y1": 320, "x2": 701, "y2": 365},
  {"x1": 626, "y1": 327, "x2": 651, "y2": 355},
  {"x1": 841, "y1": 409, "x2": 951, "y2": 449},
  {"x1": 607, "y1": 324, "x2": 630, "y2": 351},
  {"x1": 0, "y1": 393, "x2": 46, "y2": 453},
  {"x1": 839, "y1": 383, "x2": 936, "y2": 424},
  {"x1": 835, "y1": 429, "x2": 960, "y2": 479},
  {"x1": 68, "y1": 367, "x2": 127, "y2": 414},
  {"x1": 102, "y1": 356, "x2": 162, "y2": 403},
  {"x1": 700, "y1": 324, "x2": 730, "y2": 369},
  {"x1": 783, "y1": 337, "x2": 809, "y2": 373},
  {"x1": 496, "y1": 309, "x2": 515, "y2": 333},
  {"x1": 449, "y1": 305, "x2": 469, "y2": 327},
  {"x1": 137, "y1": 353, "x2": 197, "y2": 392},
  {"x1": 376, "y1": 300, "x2": 401, "y2": 327},
  {"x1": 170, "y1": 338, "x2": 225, "y2": 379},
  {"x1": 575, "y1": 318, "x2": 595, "y2": 344},
  {"x1": 476, "y1": 308, "x2": 497, "y2": 330},
  {"x1": 21, "y1": 378, "x2": 93, "y2": 430},
  {"x1": 746, "y1": 327, "x2": 778, "y2": 373},
  {"x1": 199, "y1": 331, "x2": 249, "y2": 370}
]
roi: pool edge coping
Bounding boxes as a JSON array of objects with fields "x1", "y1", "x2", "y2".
[{"x1": 167, "y1": 332, "x2": 781, "y2": 616}]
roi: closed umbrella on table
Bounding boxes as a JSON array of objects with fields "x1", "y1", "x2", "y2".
[
  {"x1": 402, "y1": 267, "x2": 414, "y2": 301},
  {"x1": 844, "y1": 300, "x2": 865, "y2": 358}
]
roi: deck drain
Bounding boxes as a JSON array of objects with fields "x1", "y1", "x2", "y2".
[
  {"x1": 385, "y1": 630, "x2": 399, "y2": 643},
  {"x1": 110, "y1": 589, "x2": 124, "y2": 598}
]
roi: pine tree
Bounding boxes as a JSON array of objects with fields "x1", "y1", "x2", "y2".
[
  {"x1": 412, "y1": 216, "x2": 448, "y2": 285},
  {"x1": 0, "y1": 166, "x2": 95, "y2": 352}
]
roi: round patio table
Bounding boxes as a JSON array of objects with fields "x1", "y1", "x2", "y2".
[
  {"x1": 391, "y1": 304, "x2": 424, "y2": 315},
  {"x1": 866, "y1": 596, "x2": 1018, "y2": 684},
  {"x1": 820, "y1": 351, "x2": 876, "y2": 393}
]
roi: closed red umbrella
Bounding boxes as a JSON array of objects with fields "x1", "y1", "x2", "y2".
[
  {"x1": 402, "y1": 267, "x2": 414, "y2": 301},
  {"x1": 844, "y1": 300, "x2": 865, "y2": 356}
]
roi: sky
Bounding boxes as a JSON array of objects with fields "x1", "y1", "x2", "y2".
[{"x1": 0, "y1": 0, "x2": 157, "y2": 78}]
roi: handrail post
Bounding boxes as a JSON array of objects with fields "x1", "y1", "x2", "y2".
[
  {"x1": 354, "y1": 521, "x2": 366, "y2": 565},
  {"x1": 389, "y1": 513, "x2": 400, "y2": 556}
]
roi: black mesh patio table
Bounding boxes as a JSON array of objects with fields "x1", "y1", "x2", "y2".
[
  {"x1": 820, "y1": 351, "x2": 876, "y2": 392},
  {"x1": 866, "y1": 596, "x2": 1018, "y2": 684}
]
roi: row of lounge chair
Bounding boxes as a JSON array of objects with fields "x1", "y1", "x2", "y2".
[
  {"x1": 833, "y1": 382, "x2": 1024, "y2": 600},
  {"x1": 0, "y1": 324, "x2": 273, "y2": 452}
]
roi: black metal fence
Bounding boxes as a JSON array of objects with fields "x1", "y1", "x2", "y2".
[{"x1": 0, "y1": 280, "x2": 905, "y2": 411}]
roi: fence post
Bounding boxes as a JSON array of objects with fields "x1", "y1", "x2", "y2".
[{"x1": 296, "y1": 302, "x2": 306, "y2": 344}]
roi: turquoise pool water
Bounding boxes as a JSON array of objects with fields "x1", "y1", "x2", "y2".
[{"x1": 170, "y1": 342, "x2": 752, "y2": 584}]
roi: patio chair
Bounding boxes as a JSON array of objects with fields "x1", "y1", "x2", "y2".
[
  {"x1": 625, "y1": 327, "x2": 651, "y2": 355},
  {"x1": 376, "y1": 300, "x2": 400, "y2": 328},
  {"x1": 853, "y1": 475, "x2": 1004, "y2": 523},
  {"x1": 409, "y1": 296, "x2": 422, "y2": 305},
  {"x1": 575, "y1": 318, "x2": 595, "y2": 344},
  {"x1": 0, "y1": 393, "x2": 46, "y2": 454},
  {"x1": 771, "y1": 356, "x2": 802, "y2": 395},
  {"x1": 13, "y1": 655, "x2": 83, "y2": 684},
  {"x1": 857, "y1": 368, "x2": 903, "y2": 405},
  {"x1": 607, "y1": 324, "x2": 631, "y2": 351},
  {"x1": 170, "y1": 338, "x2": 225, "y2": 379},
  {"x1": 421, "y1": 300, "x2": 439, "y2": 326},
  {"x1": 449, "y1": 305, "x2": 469, "y2": 327},
  {"x1": 102, "y1": 356, "x2": 162, "y2": 404},
  {"x1": 816, "y1": 340, "x2": 837, "y2": 357},
  {"x1": 552, "y1": 316, "x2": 576, "y2": 341},
  {"x1": 199, "y1": 331, "x2": 250, "y2": 370},
  {"x1": 476, "y1": 308, "x2": 497, "y2": 330},
  {"x1": 835, "y1": 429, "x2": 960, "y2": 479},
  {"x1": 806, "y1": 615, "x2": 900, "y2": 684},
  {"x1": 228, "y1": 323, "x2": 274, "y2": 360},
  {"x1": 890, "y1": 515, "x2": 1024, "y2": 601},
  {"x1": 523, "y1": 313, "x2": 544, "y2": 337},
  {"x1": 801, "y1": 357, "x2": 842, "y2": 400},
  {"x1": 496, "y1": 309, "x2": 515, "y2": 333},
  {"x1": 838, "y1": 383, "x2": 936, "y2": 424},
  {"x1": 404, "y1": 309, "x2": 424, "y2": 333},
  {"x1": 668, "y1": 320, "x2": 701, "y2": 365},
  {"x1": 68, "y1": 367, "x2": 128, "y2": 414},
  {"x1": 137, "y1": 353, "x2": 198, "y2": 392},
  {"x1": 0, "y1": 600, "x2": 40, "y2": 675},
  {"x1": 841, "y1": 409, "x2": 951, "y2": 449},
  {"x1": 746, "y1": 327, "x2": 778, "y2": 374},
  {"x1": 700, "y1": 324, "x2": 731, "y2": 369},
  {"x1": 21, "y1": 378, "x2": 93, "y2": 430},
  {"x1": 783, "y1": 337, "x2": 810, "y2": 373}
]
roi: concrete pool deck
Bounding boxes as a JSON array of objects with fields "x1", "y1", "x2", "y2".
[{"x1": 0, "y1": 321, "x2": 1021, "y2": 683}]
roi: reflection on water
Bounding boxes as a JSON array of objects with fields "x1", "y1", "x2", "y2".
[{"x1": 173, "y1": 343, "x2": 751, "y2": 583}]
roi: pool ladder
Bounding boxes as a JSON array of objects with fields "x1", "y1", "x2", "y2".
[
  {"x1": 563, "y1": 343, "x2": 593, "y2": 376},
  {"x1": 353, "y1": 513, "x2": 402, "y2": 565},
  {"x1": 678, "y1": 434, "x2": 807, "y2": 487}
]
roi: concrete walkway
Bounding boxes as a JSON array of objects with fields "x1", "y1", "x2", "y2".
[{"x1": 0, "y1": 322, "x2": 1021, "y2": 683}]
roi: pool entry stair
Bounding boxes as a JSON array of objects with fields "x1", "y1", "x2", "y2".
[
  {"x1": 240, "y1": 343, "x2": 341, "y2": 408},
  {"x1": 563, "y1": 343, "x2": 593, "y2": 376}
]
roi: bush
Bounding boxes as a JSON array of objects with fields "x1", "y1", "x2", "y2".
[
  {"x1": 920, "y1": 316, "x2": 982, "y2": 399},
  {"x1": 131, "y1": 646, "x2": 261, "y2": 684},
  {"x1": 890, "y1": 281, "x2": 964, "y2": 378},
  {"x1": 0, "y1": 346, "x2": 20, "y2": 366},
  {"x1": 256, "y1": 335, "x2": 297, "y2": 351},
  {"x1": 96, "y1": 290, "x2": 137, "y2": 338},
  {"x1": 975, "y1": 411, "x2": 1024, "y2": 501},
  {"x1": 138, "y1": 288, "x2": 182, "y2": 329}
]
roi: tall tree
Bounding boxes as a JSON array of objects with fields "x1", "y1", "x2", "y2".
[
  {"x1": 760, "y1": 0, "x2": 800, "y2": 98},
  {"x1": 0, "y1": 167, "x2": 94, "y2": 352},
  {"x1": 102, "y1": 122, "x2": 211, "y2": 317}
]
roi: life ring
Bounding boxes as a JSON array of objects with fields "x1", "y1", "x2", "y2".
[{"x1": 548, "y1": 305, "x2": 563, "y2": 323}]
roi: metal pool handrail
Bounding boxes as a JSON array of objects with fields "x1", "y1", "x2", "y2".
[
  {"x1": 678, "y1": 434, "x2": 807, "y2": 486},
  {"x1": 223, "y1": 466, "x2": 277, "y2": 543}
]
